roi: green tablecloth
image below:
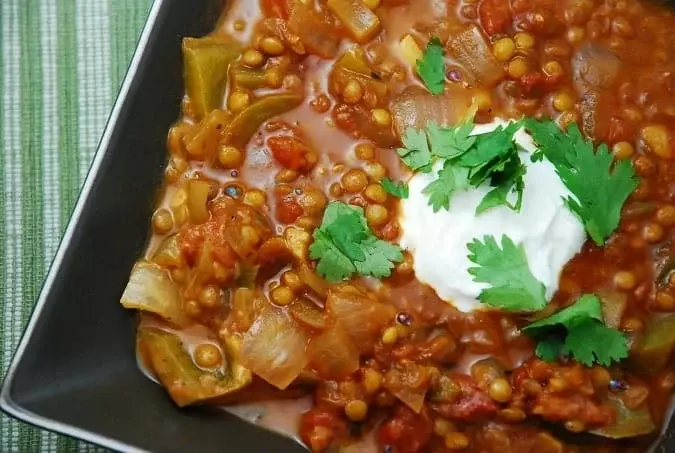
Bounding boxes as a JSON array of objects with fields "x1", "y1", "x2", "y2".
[{"x1": 1, "y1": 1, "x2": 152, "y2": 451}]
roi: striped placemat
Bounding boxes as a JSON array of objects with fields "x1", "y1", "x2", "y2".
[{"x1": 1, "y1": 1, "x2": 152, "y2": 451}]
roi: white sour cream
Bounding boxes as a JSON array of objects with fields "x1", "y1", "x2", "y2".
[{"x1": 399, "y1": 120, "x2": 586, "y2": 312}]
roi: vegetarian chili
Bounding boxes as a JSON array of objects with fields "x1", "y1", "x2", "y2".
[{"x1": 121, "y1": 0, "x2": 675, "y2": 451}]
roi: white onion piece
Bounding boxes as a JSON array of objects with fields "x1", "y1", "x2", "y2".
[{"x1": 121, "y1": 261, "x2": 189, "y2": 327}]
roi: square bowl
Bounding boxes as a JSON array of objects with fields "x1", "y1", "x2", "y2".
[
  {"x1": 0, "y1": 0, "x2": 303, "y2": 451},
  {"x1": 2, "y1": 0, "x2": 675, "y2": 452}
]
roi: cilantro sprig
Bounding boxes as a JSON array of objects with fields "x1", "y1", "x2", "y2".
[
  {"x1": 523, "y1": 294, "x2": 629, "y2": 367},
  {"x1": 467, "y1": 235, "x2": 547, "y2": 312},
  {"x1": 398, "y1": 120, "x2": 527, "y2": 214},
  {"x1": 416, "y1": 37, "x2": 445, "y2": 95},
  {"x1": 309, "y1": 202, "x2": 403, "y2": 282},
  {"x1": 381, "y1": 178, "x2": 409, "y2": 199},
  {"x1": 524, "y1": 119, "x2": 639, "y2": 246}
]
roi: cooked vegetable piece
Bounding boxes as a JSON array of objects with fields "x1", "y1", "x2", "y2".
[
  {"x1": 239, "y1": 305, "x2": 310, "y2": 389},
  {"x1": 184, "y1": 109, "x2": 232, "y2": 159},
  {"x1": 308, "y1": 322, "x2": 360, "y2": 379},
  {"x1": 448, "y1": 25, "x2": 503, "y2": 87},
  {"x1": 187, "y1": 180, "x2": 211, "y2": 224},
  {"x1": 390, "y1": 86, "x2": 474, "y2": 137},
  {"x1": 121, "y1": 261, "x2": 188, "y2": 327},
  {"x1": 330, "y1": 48, "x2": 388, "y2": 100},
  {"x1": 289, "y1": 298, "x2": 328, "y2": 330},
  {"x1": 183, "y1": 36, "x2": 241, "y2": 119},
  {"x1": 231, "y1": 67, "x2": 268, "y2": 89},
  {"x1": 326, "y1": 286, "x2": 396, "y2": 354},
  {"x1": 327, "y1": 0, "x2": 381, "y2": 43},
  {"x1": 591, "y1": 392, "x2": 656, "y2": 439},
  {"x1": 139, "y1": 327, "x2": 252, "y2": 407},
  {"x1": 287, "y1": 0, "x2": 341, "y2": 58},
  {"x1": 631, "y1": 315, "x2": 675, "y2": 373},
  {"x1": 222, "y1": 93, "x2": 304, "y2": 149},
  {"x1": 152, "y1": 234, "x2": 182, "y2": 268},
  {"x1": 384, "y1": 363, "x2": 432, "y2": 413}
]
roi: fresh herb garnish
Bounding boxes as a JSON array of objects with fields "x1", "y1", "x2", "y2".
[
  {"x1": 397, "y1": 127, "x2": 433, "y2": 173},
  {"x1": 525, "y1": 119, "x2": 639, "y2": 246},
  {"x1": 399, "y1": 120, "x2": 527, "y2": 214},
  {"x1": 466, "y1": 235, "x2": 547, "y2": 312},
  {"x1": 309, "y1": 202, "x2": 403, "y2": 282},
  {"x1": 423, "y1": 161, "x2": 469, "y2": 212},
  {"x1": 523, "y1": 294, "x2": 629, "y2": 367},
  {"x1": 381, "y1": 178, "x2": 409, "y2": 199},
  {"x1": 416, "y1": 37, "x2": 445, "y2": 95}
]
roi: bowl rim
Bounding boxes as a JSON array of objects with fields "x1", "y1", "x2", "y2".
[{"x1": 0, "y1": 1, "x2": 164, "y2": 451}]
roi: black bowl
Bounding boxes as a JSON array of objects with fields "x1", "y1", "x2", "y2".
[{"x1": 1, "y1": 0, "x2": 674, "y2": 451}]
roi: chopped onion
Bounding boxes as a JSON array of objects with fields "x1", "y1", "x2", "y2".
[
  {"x1": 384, "y1": 363, "x2": 432, "y2": 413},
  {"x1": 308, "y1": 322, "x2": 360, "y2": 379},
  {"x1": 289, "y1": 297, "x2": 328, "y2": 330},
  {"x1": 288, "y1": 1, "x2": 341, "y2": 59},
  {"x1": 240, "y1": 306, "x2": 310, "y2": 389},
  {"x1": 448, "y1": 25, "x2": 503, "y2": 87},
  {"x1": 121, "y1": 261, "x2": 189, "y2": 327},
  {"x1": 298, "y1": 264, "x2": 329, "y2": 298},
  {"x1": 326, "y1": 286, "x2": 396, "y2": 353},
  {"x1": 152, "y1": 234, "x2": 182, "y2": 268},
  {"x1": 390, "y1": 86, "x2": 474, "y2": 137}
]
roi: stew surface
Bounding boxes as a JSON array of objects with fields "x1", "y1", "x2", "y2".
[{"x1": 121, "y1": 0, "x2": 675, "y2": 451}]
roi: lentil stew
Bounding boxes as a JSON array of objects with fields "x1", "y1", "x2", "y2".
[{"x1": 121, "y1": 0, "x2": 675, "y2": 451}]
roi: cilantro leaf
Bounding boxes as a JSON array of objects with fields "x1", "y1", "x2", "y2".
[
  {"x1": 423, "y1": 162, "x2": 470, "y2": 212},
  {"x1": 397, "y1": 127, "x2": 433, "y2": 172},
  {"x1": 354, "y1": 238, "x2": 404, "y2": 279},
  {"x1": 523, "y1": 294, "x2": 603, "y2": 334},
  {"x1": 535, "y1": 335, "x2": 565, "y2": 362},
  {"x1": 562, "y1": 319, "x2": 629, "y2": 367},
  {"x1": 427, "y1": 120, "x2": 476, "y2": 159},
  {"x1": 381, "y1": 178, "x2": 409, "y2": 199},
  {"x1": 309, "y1": 202, "x2": 403, "y2": 282},
  {"x1": 475, "y1": 153, "x2": 526, "y2": 214},
  {"x1": 466, "y1": 235, "x2": 547, "y2": 312},
  {"x1": 523, "y1": 294, "x2": 629, "y2": 367},
  {"x1": 416, "y1": 37, "x2": 445, "y2": 95},
  {"x1": 525, "y1": 119, "x2": 639, "y2": 245}
]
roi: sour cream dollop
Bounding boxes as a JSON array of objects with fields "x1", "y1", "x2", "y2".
[{"x1": 399, "y1": 120, "x2": 586, "y2": 312}]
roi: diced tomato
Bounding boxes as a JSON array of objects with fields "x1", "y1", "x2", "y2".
[
  {"x1": 533, "y1": 393, "x2": 616, "y2": 427},
  {"x1": 179, "y1": 219, "x2": 237, "y2": 266},
  {"x1": 608, "y1": 116, "x2": 636, "y2": 143},
  {"x1": 268, "y1": 135, "x2": 309, "y2": 171},
  {"x1": 431, "y1": 374, "x2": 497, "y2": 422},
  {"x1": 478, "y1": 0, "x2": 513, "y2": 35},
  {"x1": 261, "y1": 0, "x2": 290, "y2": 19},
  {"x1": 276, "y1": 194, "x2": 304, "y2": 224},
  {"x1": 378, "y1": 405, "x2": 432, "y2": 453},
  {"x1": 520, "y1": 72, "x2": 544, "y2": 96},
  {"x1": 300, "y1": 408, "x2": 348, "y2": 453}
]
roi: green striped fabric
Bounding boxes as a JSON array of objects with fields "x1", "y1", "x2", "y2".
[{"x1": 1, "y1": 1, "x2": 152, "y2": 451}]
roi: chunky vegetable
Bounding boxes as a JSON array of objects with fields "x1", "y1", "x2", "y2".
[
  {"x1": 222, "y1": 93, "x2": 304, "y2": 150},
  {"x1": 182, "y1": 36, "x2": 241, "y2": 119},
  {"x1": 239, "y1": 305, "x2": 310, "y2": 389},
  {"x1": 591, "y1": 392, "x2": 656, "y2": 439},
  {"x1": 448, "y1": 26, "x2": 503, "y2": 87},
  {"x1": 631, "y1": 314, "x2": 675, "y2": 373},
  {"x1": 121, "y1": 261, "x2": 188, "y2": 327},
  {"x1": 327, "y1": 0, "x2": 381, "y2": 44},
  {"x1": 139, "y1": 327, "x2": 252, "y2": 406}
]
